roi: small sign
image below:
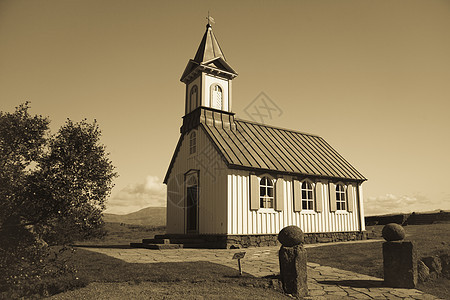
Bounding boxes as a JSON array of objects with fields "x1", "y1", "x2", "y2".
[
  {"x1": 232, "y1": 252, "x2": 246, "y2": 260},
  {"x1": 232, "y1": 252, "x2": 246, "y2": 276}
]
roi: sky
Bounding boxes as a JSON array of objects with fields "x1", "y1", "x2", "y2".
[{"x1": 1, "y1": 0, "x2": 449, "y2": 216}]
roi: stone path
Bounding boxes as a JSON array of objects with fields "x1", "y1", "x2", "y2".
[{"x1": 83, "y1": 243, "x2": 441, "y2": 300}]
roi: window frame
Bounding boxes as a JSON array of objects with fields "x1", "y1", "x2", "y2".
[
  {"x1": 258, "y1": 175, "x2": 275, "y2": 211},
  {"x1": 300, "y1": 179, "x2": 315, "y2": 211},
  {"x1": 210, "y1": 84, "x2": 223, "y2": 110},
  {"x1": 190, "y1": 85, "x2": 198, "y2": 112},
  {"x1": 189, "y1": 131, "x2": 197, "y2": 155},
  {"x1": 335, "y1": 182, "x2": 347, "y2": 211}
]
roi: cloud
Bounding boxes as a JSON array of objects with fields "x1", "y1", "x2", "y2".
[
  {"x1": 364, "y1": 193, "x2": 448, "y2": 216},
  {"x1": 106, "y1": 175, "x2": 166, "y2": 214}
]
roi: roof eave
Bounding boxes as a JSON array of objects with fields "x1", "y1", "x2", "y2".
[
  {"x1": 181, "y1": 63, "x2": 237, "y2": 83},
  {"x1": 202, "y1": 57, "x2": 238, "y2": 75},
  {"x1": 226, "y1": 164, "x2": 367, "y2": 182}
]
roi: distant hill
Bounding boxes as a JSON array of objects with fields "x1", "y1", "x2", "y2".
[
  {"x1": 104, "y1": 207, "x2": 166, "y2": 227},
  {"x1": 365, "y1": 209, "x2": 449, "y2": 217},
  {"x1": 365, "y1": 209, "x2": 450, "y2": 226}
]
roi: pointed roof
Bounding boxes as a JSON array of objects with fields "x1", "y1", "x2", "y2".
[
  {"x1": 194, "y1": 24, "x2": 226, "y2": 63},
  {"x1": 180, "y1": 24, "x2": 237, "y2": 83}
]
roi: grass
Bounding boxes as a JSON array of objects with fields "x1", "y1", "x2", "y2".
[
  {"x1": 48, "y1": 249, "x2": 289, "y2": 299},
  {"x1": 366, "y1": 222, "x2": 450, "y2": 257},
  {"x1": 73, "y1": 222, "x2": 166, "y2": 246},
  {"x1": 44, "y1": 222, "x2": 450, "y2": 299},
  {"x1": 308, "y1": 222, "x2": 450, "y2": 299},
  {"x1": 50, "y1": 222, "x2": 290, "y2": 299}
]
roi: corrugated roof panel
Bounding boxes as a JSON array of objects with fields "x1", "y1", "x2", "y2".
[
  {"x1": 201, "y1": 125, "x2": 234, "y2": 163},
  {"x1": 209, "y1": 126, "x2": 242, "y2": 165},
  {"x1": 216, "y1": 127, "x2": 250, "y2": 166},
  {"x1": 199, "y1": 118, "x2": 366, "y2": 181},
  {"x1": 237, "y1": 122, "x2": 280, "y2": 170},
  {"x1": 274, "y1": 129, "x2": 324, "y2": 175},
  {"x1": 248, "y1": 123, "x2": 295, "y2": 172},
  {"x1": 258, "y1": 125, "x2": 303, "y2": 173},
  {"x1": 305, "y1": 135, "x2": 357, "y2": 179},
  {"x1": 304, "y1": 135, "x2": 353, "y2": 178},
  {"x1": 296, "y1": 133, "x2": 348, "y2": 178},
  {"x1": 227, "y1": 128, "x2": 265, "y2": 169},
  {"x1": 316, "y1": 137, "x2": 366, "y2": 180},
  {"x1": 264, "y1": 126, "x2": 313, "y2": 175},
  {"x1": 284, "y1": 130, "x2": 336, "y2": 177}
]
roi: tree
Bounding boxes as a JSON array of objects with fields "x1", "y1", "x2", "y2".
[{"x1": 0, "y1": 103, "x2": 117, "y2": 297}]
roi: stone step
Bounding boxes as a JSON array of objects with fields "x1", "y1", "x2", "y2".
[
  {"x1": 142, "y1": 243, "x2": 183, "y2": 250},
  {"x1": 167, "y1": 238, "x2": 208, "y2": 244},
  {"x1": 182, "y1": 242, "x2": 223, "y2": 249},
  {"x1": 130, "y1": 242, "x2": 183, "y2": 250},
  {"x1": 142, "y1": 238, "x2": 171, "y2": 244},
  {"x1": 154, "y1": 234, "x2": 192, "y2": 239},
  {"x1": 142, "y1": 238, "x2": 208, "y2": 245},
  {"x1": 130, "y1": 242, "x2": 145, "y2": 248}
]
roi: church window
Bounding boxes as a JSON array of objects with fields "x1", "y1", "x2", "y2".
[
  {"x1": 259, "y1": 176, "x2": 274, "y2": 209},
  {"x1": 336, "y1": 183, "x2": 346, "y2": 210},
  {"x1": 301, "y1": 181, "x2": 314, "y2": 210},
  {"x1": 211, "y1": 84, "x2": 222, "y2": 110},
  {"x1": 190, "y1": 85, "x2": 198, "y2": 112},
  {"x1": 189, "y1": 131, "x2": 196, "y2": 154}
]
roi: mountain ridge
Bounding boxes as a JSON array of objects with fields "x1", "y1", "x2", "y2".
[{"x1": 104, "y1": 207, "x2": 166, "y2": 226}]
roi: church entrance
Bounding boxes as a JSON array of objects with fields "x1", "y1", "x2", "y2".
[{"x1": 185, "y1": 172, "x2": 198, "y2": 234}]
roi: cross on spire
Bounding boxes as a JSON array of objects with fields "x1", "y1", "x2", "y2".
[{"x1": 206, "y1": 11, "x2": 215, "y2": 26}]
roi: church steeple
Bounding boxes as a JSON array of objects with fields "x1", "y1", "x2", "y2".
[
  {"x1": 193, "y1": 23, "x2": 226, "y2": 63},
  {"x1": 180, "y1": 22, "x2": 238, "y2": 118}
]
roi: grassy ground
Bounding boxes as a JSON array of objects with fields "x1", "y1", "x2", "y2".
[
  {"x1": 48, "y1": 248, "x2": 289, "y2": 299},
  {"x1": 55, "y1": 223, "x2": 289, "y2": 299},
  {"x1": 73, "y1": 222, "x2": 166, "y2": 246},
  {"x1": 308, "y1": 223, "x2": 450, "y2": 299},
  {"x1": 49, "y1": 222, "x2": 449, "y2": 299},
  {"x1": 366, "y1": 223, "x2": 450, "y2": 257}
]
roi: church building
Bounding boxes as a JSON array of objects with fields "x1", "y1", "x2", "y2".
[{"x1": 163, "y1": 23, "x2": 367, "y2": 248}]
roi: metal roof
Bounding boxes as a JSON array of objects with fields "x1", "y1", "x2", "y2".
[
  {"x1": 194, "y1": 24, "x2": 226, "y2": 63},
  {"x1": 201, "y1": 119, "x2": 366, "y2": 181},
  {"x1": 180, "y1": 24, "x2": 237, "y2": 83}
]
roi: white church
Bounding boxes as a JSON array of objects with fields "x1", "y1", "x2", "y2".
[{"x1": 161, "y1": 22, "x2": 367, "y2": 248}]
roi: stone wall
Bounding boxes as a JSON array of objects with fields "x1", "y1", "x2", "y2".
[
  {"x1": 418, "y1": 252, "x2": 450, "y2": 283},
  {"x1": 225, "y1": 231, "x2": 367, "y2": 249},
  {"x1": 366, "y1": 211, "x2": 450, "y2": 226}
]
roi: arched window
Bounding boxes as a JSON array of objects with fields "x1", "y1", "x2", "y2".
[
  {"x1": 189, "y1": 131, "x2": 196, "y2": 154},
  {"x1": 190, "y1": 85, "x2": 198, "y2": 112},
  {"x1": 211, "y1": 84, "x2": 222, "y2": 110},
  {"x1": 336, "y1": 183, "x2": 346, "y2": 210},
  {"x1": 259, "y1": 176, "x2": 274, "y2": 209},
  {"x1": 301, "y1": 181, "x2": 314, "y2": 210}
]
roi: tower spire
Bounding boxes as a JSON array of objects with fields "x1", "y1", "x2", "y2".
[
  {"x1": 206, "y1": 11, "x2": 215, "y2": 26},
  {"x1": 180, "y1": 19, "x2": 239, "y2": 132},
  {"x1": 180, "y1": 21, "x2": 238, "y2": 83}
]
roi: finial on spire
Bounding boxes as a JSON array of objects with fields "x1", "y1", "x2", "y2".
[{"x1": 206, "y1": 11, "x2": 215, "y2": 27}]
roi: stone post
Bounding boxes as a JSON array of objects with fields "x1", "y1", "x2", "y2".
[
  {"x1": 278, "y1": 226, "x2": 308, "y2": 298},
  {"x1": 382, "y1": 223, "x2": 418, "y2": 288}
]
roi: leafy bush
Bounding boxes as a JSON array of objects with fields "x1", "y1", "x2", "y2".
[{"x1": 0, "y1": 103, "x2": 116, "y2": 298}]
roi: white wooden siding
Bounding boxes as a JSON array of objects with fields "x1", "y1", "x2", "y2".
[
  {"x1": 227, "y1": 170, "x2": 364, "y2": 235},
  {"x1": 166, "y1": 127, "x2": 228, "y2": 234}
]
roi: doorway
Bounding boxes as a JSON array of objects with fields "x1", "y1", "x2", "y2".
[{"x1": 186, "y1": 172, "x2": 198, "y2": 234}]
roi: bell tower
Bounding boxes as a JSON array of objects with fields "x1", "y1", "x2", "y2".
[{"x1": 180, "y1": 23, "x2": 238, "y2": 117}]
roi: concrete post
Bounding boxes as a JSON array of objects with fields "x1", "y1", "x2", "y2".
[
  {"x1": 278, "y1": 226, "x2": 308, "y2": 298},
  {"x1": 382, "y1": 223, "x2": 418, "y2": 288}
]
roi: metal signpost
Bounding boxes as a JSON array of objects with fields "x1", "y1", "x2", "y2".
[{"x1": 232, "y1": 252, "x2": 246, "y2": 276}]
